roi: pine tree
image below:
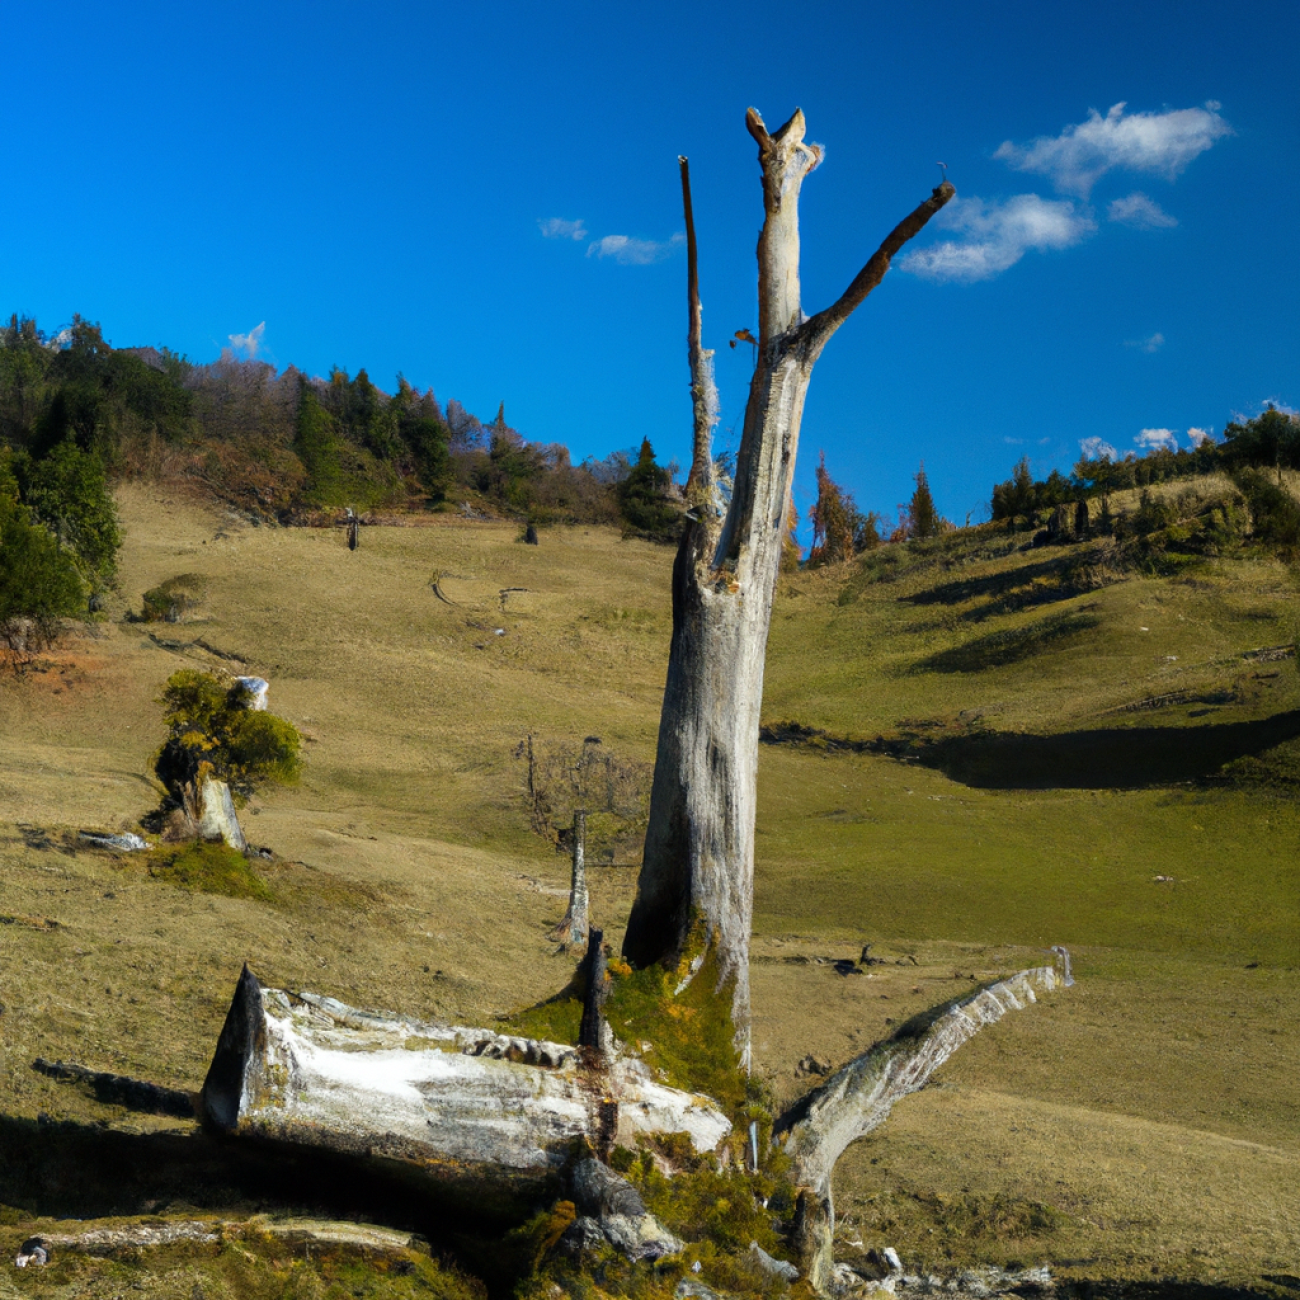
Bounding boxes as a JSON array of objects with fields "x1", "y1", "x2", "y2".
[{"x1": 906, "y1": 463, "x2": 943, "y2": 539}]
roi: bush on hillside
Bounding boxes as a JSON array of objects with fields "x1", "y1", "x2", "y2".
[
  {"x1": 155, "y1": 669, "x2": 301, "y2": 799},
  {"x1": 11, "y1": 439, "x2": 122, "y2": 588},
  {"x1": 1233, "y1": 467, "x2": 1300, "y2": 554},
  {"x1": 140, "y1": 573, "x2": 207, "y2": 623}
]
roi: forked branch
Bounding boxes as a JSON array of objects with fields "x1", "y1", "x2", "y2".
[
  {"x1": 802, "y1": 180, "x2": 956, "y2": 354},
  {"x1": 775, "y1": 961, "x2": 1068, "y2": 1292}
]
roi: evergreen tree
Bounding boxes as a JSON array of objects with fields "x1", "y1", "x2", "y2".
[
  {"x1": 293, "y1": 381, "x2": 344, "y2": 504},
  {"x1": 906, "y1": 463, "x2": 944, "y2": 539},
  {"x1": 15, "y1": 440, "x2": 122, "y2": 588},
  {"x1": 1, "y1": 452, "x2": 84, "y2": 650},
  {"x1": 616, "y1": 439, "x2": 679, "y2": 540}
]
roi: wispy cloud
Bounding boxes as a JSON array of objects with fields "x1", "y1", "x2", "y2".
[
  {"x1": 1187, "y1": 427, "x2": 1212, "y2": 447},
  {"x1": 1136, "y1": 427, "x2": 1178, "y2": 452},
  {"x1": 228, "y1": 321, "x2": 265, "y2": 359},
  {"x1": 586, "y1": 232, "x2": 685, "y2": 265},
  {"x1": 539, "y1": 217, "x2": 587, "y2": 241},
  {"x1": 1125, "y1": 331, "x2": 1165, "y2": 353},
  {"x1": 1108, "y1": 191, "x2": 1178, "y2": 229},
  {"x1": 900, "y1": 194, "x2": 1095, "y2": 283},
  {"x1": 994, "y1": 101, "x2": 1231, "y2": 197},
  {"x1": 1079, "y1": 436, "x2": 1119, "y2": 460}
]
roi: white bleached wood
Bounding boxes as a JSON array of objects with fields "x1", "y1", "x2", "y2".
[
  {"x1": 623, "y1": 111, "x2": 954, "y2": 1063},
  {"x1": 199, "y1": 968, "x2": 730, "y2": 1180}
]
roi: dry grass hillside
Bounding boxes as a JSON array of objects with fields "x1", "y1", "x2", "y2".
[{"x1": 1, "y1": 481, "x2": 1297, "y2": 1297}]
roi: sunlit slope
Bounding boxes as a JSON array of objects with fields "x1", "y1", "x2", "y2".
[{"x1": 1, "y1": 482, "x2": 1297, "y2": 1288}]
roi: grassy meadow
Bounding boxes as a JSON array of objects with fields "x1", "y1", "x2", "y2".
[{"x1": 1, "y1": 479, "x2": 1298, "y2": 1296}]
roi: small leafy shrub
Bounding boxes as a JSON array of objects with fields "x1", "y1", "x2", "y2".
[
  {"x1": 155, "y1": 668, "x2": 302, "y2": 798},
  {"x1": 1234, "y1": 467, "x2": 1300, "y2": 554},
  {"x1": 140, "y1": 572, "x2": 207, "y2": 622}
]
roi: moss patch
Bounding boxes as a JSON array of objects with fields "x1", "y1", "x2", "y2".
[
  {"x1": 148, "y1": 841, "x2": 274, "y2": 901},
  {"x1": 602, "y1": 948, "x2": 745, "y2": 1113}
]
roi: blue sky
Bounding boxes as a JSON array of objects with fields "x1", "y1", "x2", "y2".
[{"x1": 3, "y1": 0, "x2": 1297, "y2": 528}]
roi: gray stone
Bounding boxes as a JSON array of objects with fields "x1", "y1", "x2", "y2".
[
  {"x1": 568, "y1": 1158, "x2": 646, "y2": 1219},
  {"x1": 233, "y1": 676, "x2": 269, "y2": 710},
  {"x1": 600, "y1": 1212, "x2": 682, "y2": 1262},
  {"x1": 748, "y1": 1240, "x2": 799, "y2": 1281}
]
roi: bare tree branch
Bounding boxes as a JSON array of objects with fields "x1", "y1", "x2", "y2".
[
  {"x1": 775, "y1": 962, "x2": 1067, "y2": 1292},
  {"x1": 776, "y1": 963, "x2": 1064, "y2": 1196},
  {"x1": 679, "y1": 156, "x2": 716, "y2": 502},
  {"x1": 802, "y1": 180, "x2": 956, "y2": 355}
]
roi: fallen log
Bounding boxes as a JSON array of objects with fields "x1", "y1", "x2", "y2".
[
  {"x1": 774, "y1": 962, "x2": 1067, "y2": 1291},
  {"x1": 199, "y1": 966, "x2": 730, "y2": 1204}
]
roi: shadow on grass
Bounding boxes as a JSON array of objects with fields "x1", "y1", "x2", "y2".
[
  {"x1": 913, "y1": 612, "x2": 1102, "y2": 674},
  {"x1": 0, "y1": 1115, "x2": 547, "y2": 1297},
  {"x1": 913, "y1": 710, "x2": 1300, "y2": 789}
]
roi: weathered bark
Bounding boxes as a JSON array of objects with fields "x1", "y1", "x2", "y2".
[
  {"x1": 623, "y1": 110, "x2": 954, "y2": 1061},
  {"x1": 774, "y1": 964, "x2": 1065, "y2": 1290},
  {"x1": 195, "y1": 776, "x2": 247, "y2": 851},
  {"x1": 199, "y1": 967, "x2": 730, "y2": 1200},
  {"x1": 550, "y1": 810, "x2": 589, "y2": 948}
]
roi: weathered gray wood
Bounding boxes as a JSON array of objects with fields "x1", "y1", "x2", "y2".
[
  {"x1": 550, "y1": 810, "x2": 589, "y2": 948},
  {"x1": 195, "y1": 776, "x2": 246, "y2": 851},
  {"x1": 199, "y1": 967, "x2": 730, "y2": 1191},
  {"x1": 774, "y1": 964, "x2": 1065, "y2": 1290},
  {"x1": 623, "y1": 111, "x2": 954, "y2": 1062}
]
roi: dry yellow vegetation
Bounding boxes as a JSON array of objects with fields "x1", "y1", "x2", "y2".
[{"x1": 1, "y1": 481, "x2": 1297, "y2": 1294}]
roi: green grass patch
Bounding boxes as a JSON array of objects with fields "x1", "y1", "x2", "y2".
[
  {"x1": 148, "y1": 841, "x2": 274, "y2": 901},
  {"x1": 506, "y1": 987, "x2": 585, "y2": 1045}
]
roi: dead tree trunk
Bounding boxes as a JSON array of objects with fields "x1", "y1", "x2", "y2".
[
  {"x1": 623, "y1": 110, "x2": 954, "y2": 1061},
  {"x1": 550, "y1": 810, "x2": 589, "y2": 948}
]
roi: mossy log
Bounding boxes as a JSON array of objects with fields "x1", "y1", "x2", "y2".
[{"x1": 199, "y1": 967, "x2": 730, "y2": 1207}]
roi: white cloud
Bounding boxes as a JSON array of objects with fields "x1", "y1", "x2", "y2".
[
  {"x1": 586, "y1": 232, "x2": 685, "y2": 265},
  {"x1": 1136, "y1": 427, "x2": 1178, "y2": 452},
  {"x1": 1187, "y1": 427, "x2": 1212, "y2": 447},
  {"x1": 1079, "y1": 436, "x2": 1119, "y2": 460},
  {"x1": 900, "y1": 194, "x2": 1096, "y2": 283},
  {"x1": 1108, "y1": 191, "x2": 1178, "y2": 229},
  {"x1": 228, "y1": 321, "x2": 265, "y2": 359},
  {"x1": 1003, "y1": 437, "x2": 1024, "y2": 444},
  {"x1": 539, "y1": 217, "x2": 587, "y2": 241},
  {"x1": 994, "y1": 101, "x2": 1231, "y2": 197},
  {"x1": 1125, "y1": 331, "x2": 1165, "y2": 353}
]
